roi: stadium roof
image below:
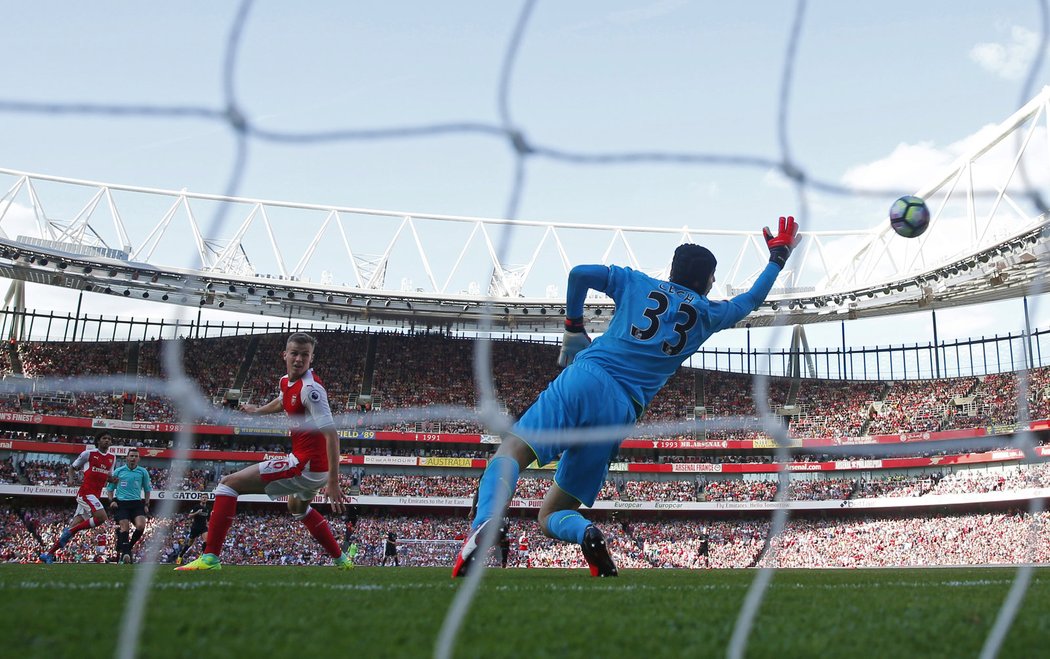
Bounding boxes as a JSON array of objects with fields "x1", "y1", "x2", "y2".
[{"x1": 1, "y1": 89, "x2": 1049, "y2": 332}]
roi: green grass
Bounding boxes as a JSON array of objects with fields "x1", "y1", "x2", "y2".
[{"x1": 3, "y1": 565, "x2": 1048, "y2": 658}]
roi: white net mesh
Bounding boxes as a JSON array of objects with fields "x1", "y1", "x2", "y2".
[{"x1": 0, "y1": 2, "x2": 1049, "y2": 658}]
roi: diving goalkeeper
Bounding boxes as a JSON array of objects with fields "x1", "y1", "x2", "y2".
[{"x1": 454, "y1": 217, "x2": 799, "y2": 577}]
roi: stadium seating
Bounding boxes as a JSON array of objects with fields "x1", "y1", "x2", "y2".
[{"x1": 5, "y1": 502, "x2": 1048, "y2": 568}]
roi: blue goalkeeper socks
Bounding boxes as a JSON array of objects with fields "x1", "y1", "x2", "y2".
[
  {"x1": 472, "y1": 456, "x2": 520, "y2": 531},
  {"x1": 545, "y1": 510, "x2": 590, "y2": 544}
]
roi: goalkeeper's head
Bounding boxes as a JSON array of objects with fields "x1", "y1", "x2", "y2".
[{"x1": 670, "y1": 243, "x2": 717, "y2": 295}]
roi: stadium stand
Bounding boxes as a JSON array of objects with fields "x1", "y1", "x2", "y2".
[
  {"x1": 2, "y1": 330, "x2": 1050, "y2": 569},
  {"x1": 4, "y1": 502, "x2": 1048, "y2": 568}
]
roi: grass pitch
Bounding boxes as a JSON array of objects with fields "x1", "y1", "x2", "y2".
[{"x1": 3, "y1": 565, "x2": 1048, "y2": 658}]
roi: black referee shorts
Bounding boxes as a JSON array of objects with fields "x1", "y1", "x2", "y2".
[{"x1": 113, "y1": 499, "x2": 147, "y2": 522}]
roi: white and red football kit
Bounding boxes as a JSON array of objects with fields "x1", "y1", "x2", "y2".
[
  {"x1": 259, "y1": 369, "x2": 336, "y2": 500},
  {"x1": 71, "y1": 447, "x2": 116, "y2": 517}
]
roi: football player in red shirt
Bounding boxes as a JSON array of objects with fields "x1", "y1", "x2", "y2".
[
  {"x1": 40, "y1": 431, "x2": 116, "y2": 563},
  {"x1": 177, "y1": 332, "x2": 349, "y2": 571},
  {"x1": 94, "y1": 531, "x2": 108, "y2": 563}
]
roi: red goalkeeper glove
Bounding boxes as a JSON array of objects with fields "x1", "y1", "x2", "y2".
[
  {"x1": 557, "y1": 317, "x2": 591, "y2": 367},
  {"x1": 762, "y1": 215, "x2": 800, "y2": 269}
]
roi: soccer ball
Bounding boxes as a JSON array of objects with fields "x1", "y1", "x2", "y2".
[{"x1": 889, "y1": 195, "x2": 930, "y2": 238}]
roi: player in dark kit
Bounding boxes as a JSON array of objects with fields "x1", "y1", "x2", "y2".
[
  {"x1": 498, "y1": 520, "x2": 511, "y2": 568},
  {"x1": 174, "y1": 492, "x2": 211, "y2": 565},
  {"x1": 341, "y1": 506, "x2": 359, "y2": 555},
  {"x1": 382, "y1": 531, "x2": 399, "y2": 566},
  {"x1": 698, "y1": 533, "x2": 710, "y2": 569}
]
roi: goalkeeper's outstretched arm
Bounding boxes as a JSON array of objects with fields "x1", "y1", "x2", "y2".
[{"x1": 557, "y1": 265, "x2": 610, "y2": 367}]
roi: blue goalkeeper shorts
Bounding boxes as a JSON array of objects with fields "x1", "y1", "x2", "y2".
[{"x1": 513, "y1": 360, "x2": 637, "y2": 507}]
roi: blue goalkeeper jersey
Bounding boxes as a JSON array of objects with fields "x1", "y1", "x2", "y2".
[
  {"x1": 107, "y1": 464, "x2": 152, "y2": 501},
  {"x1": 573, "y1": 261, "x2": 781, "y2": 408}
]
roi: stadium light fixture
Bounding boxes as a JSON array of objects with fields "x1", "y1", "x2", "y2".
[
  {"x1": 307, "y1": 293, "x2": 314, "y2": 301},
  {"x1": 142, "y1": 292, "x2": 149, "y2": 298},
  {"x1": 266, "y1": 290, "x2": 275, "y2": 297},
  {"x1": 108, "y1": 269, "x2": 118, "y2": 277},
  {"x1": 57, "y1": 262, "x2": 66, "y2": 270},
  {"x1": 82, "y1": 266, "x2": 92, "y2": 274},
  {"x1": 161, "y1": 294, "x2": 169, "y2": 301},
  {"x1": 521, "y1": 308, "x2": 528, "y2": 314},
  {"x1": 229, "y1": 285, "x2": 237, "y2": 293},
  {"x1": 150, "y1": 273, "x2": 159, "y2": 283},
  {"x1": 287, "y1": 292, "x2": 295, "y2": 299},
  {"x1": 247, "y1": 287, "x2": 255, "y2": 295},
  {"x1": 38, "y1": 259, "x2": 48, "y2": 266},
  {"x1": 123, "y1": 289, "x2": 131, "y2": 296},
  {"x1": 770, "y1": 301, "x2": 780, "y2": 310}
]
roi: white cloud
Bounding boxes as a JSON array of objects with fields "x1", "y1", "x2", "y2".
[
  {"x1": 970, "y1": 26, "x2": 1039, "y2": 81},
  {"x1": 842, "y1": 122, "x2": 1049, "y2": 193},
  {"x1": 0, "y1": 200, "x2": 43, "y2": 241},
  {"x1": 841, "y1": 141, "x2": 955, "y2": 191}
]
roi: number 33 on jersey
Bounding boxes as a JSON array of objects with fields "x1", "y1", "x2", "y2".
[
  {"x1": 572, "y1": 263, "x2": 780, "y2": 409},
  {"x1": 630, "y1": 288, "x2": 699, "y2": 356}
]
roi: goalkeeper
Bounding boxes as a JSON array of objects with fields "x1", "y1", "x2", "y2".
[{"x1": 454, "y1": 217, "x2": 799, "y2": 578}]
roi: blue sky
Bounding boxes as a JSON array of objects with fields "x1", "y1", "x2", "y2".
[{"x1": 1, "y1": 1, "x2": 1048, "y2": 361}]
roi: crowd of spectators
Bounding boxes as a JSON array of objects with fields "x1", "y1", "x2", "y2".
[
  {"x1": 791, "y1": 379, "x2": 885, "y2": 438},
  {"x1": 761, "y1": 511, "x2": 1050, "y2": 568},
  {"x1": 5, "y1": 445, "x2": 1050, "y2": 503},
  {"x1": 9, "y1": 332, "x2": 1050, "y2": 443},
  {"x1": 867, "y1": 377, "x2": 976, "y2": 435},
  {"x1": 4, "y1": 502, "x2": 1048, "y2": 568}
]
